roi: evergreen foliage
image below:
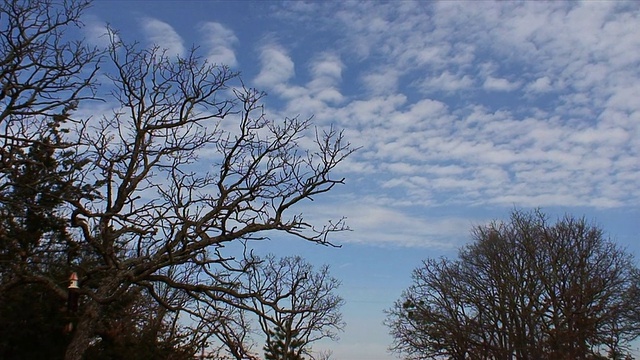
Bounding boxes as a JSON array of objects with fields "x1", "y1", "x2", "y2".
[{"x1": 264, "y1": 324, "x2": 306, "y2": 360}]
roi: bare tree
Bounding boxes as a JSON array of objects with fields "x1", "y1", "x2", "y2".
[
  {"x1": 313, "y1": 350, "x2": 336, "y2": 360},
  {"x1": 64, "y1": 32, "x2": 351, "y2": 360},
  {"x1": 0, "y1": 1, "x2": 353, "y2": 359},
  {"x1": 198, "y1": 255, "x2": 344, "y2": 360},
  {"x1": 82, "y1": 287, "x2": 198, "y2": 360},
  {"x1": 386, "y1": 210, "x2": 640, "y2": 360},
  {"x1": 0, "y1": 0, "x2": 99, "y2": 126},
  {"x1": 197, "y1": 300, "x2": 260, "y2": 360},
  {"x1": 249, "y1": 255, "x2": 345, "y2": 359}
]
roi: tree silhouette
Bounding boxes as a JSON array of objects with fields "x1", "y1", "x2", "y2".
[
  {"x1": 0, "y1": 1, "x2": 352, "y2": 359},
  {"x1": 264, "y1": 323, "x2": 306, "y2": 360},
  {"x1": 386, "y1": 210, "x2": 640, "y2": 360}
]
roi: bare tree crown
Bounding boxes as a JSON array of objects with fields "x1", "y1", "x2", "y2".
[
  {"x1": 0, "y1": 2, "x2": 352, "y2": 358},
  {"x1": 386, "y1": 210, "x2": 640, "y2": 360}
]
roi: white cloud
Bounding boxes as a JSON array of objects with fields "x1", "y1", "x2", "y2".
[
  {"x1": 483, "y1": 76, "x2": 520, "y2": 91},
  {"x1": 420, "y1": 71, "x2": 474, "y2": 93},
  {"x1": 199, "y1": 22, "x2": 238, "y2": 67},
  {"x1": 527, "y1": 76, "x2": 553, "y2": 93},
  {"x1": 310, "y1": 54, "x2": 343, "y2": 81},
  {"x1": 361, "y1": 68, "x2": 401, "y2": 96},
  {"x1": 311, "y1": 199, "x2": 476, "y2": 248},
  {"x1": 238, "y1": 2, "x2": 640, "y2": 210},
  {"x1": 82, "y1": 15, "x2": 113, "y2": 48},
  {"x1": 253, "y1": 43, "x2": 295, "y2": 89},
  {"x1": 141, "y1": 17, "x2": 185, "y2": 56},
  {"x1": 307, "y1": 54, "x2": 345, "y2": 104}
]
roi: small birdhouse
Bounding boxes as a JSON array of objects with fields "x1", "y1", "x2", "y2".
[{"x1": 68, "y1": 272, "x2": 79, "y2": 290}]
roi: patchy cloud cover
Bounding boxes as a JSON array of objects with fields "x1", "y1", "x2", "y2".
[
  {"x1": 239, "y1": 1, "x2": 640, "y2": 248},
  {"x1": 266, "y1": 2, "x2": 639, "y2": 206},
  {"x1": 85, "y1": 2, "x2": 640, "y2": 359},
  {"x1": 85, "y1": 2, "x2": 639, "y2": 249}
]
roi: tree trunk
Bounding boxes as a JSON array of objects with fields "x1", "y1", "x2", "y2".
[{"x1": 64, "y1": 297, "x2": 100, "y2": 360}]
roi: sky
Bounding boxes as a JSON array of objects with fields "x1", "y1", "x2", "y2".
[{"x1": 84, "y1": 1, "x2": 640, "y2": 359}]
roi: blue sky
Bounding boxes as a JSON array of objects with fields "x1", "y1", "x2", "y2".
[{"x1": 85, "y1": 1, "x2": 640, "y2": 359}]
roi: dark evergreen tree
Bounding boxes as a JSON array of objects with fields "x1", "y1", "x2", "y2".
[
  {"x1": 0, "y1": 3, "x2": 100, "y2": 356},
  {"x1": 0, "y1": 112, "x2": 88, "y2": 359},
  {"x1": 0, "y1": 282, "x2": 69, "y2": 359},
  {"x1": 264, "y1": 323, "x2": 306, "y2": 360}
]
